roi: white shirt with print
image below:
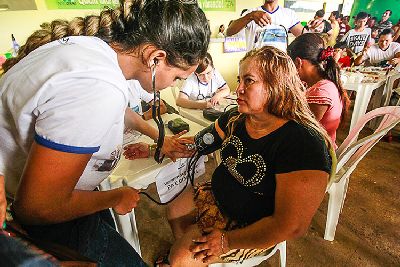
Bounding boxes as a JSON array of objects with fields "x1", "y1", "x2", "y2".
[
  {"x1": 180, "y1": 69, "x2": 227, "y2": 101},
  {"x1": 341, "y1": 28, "x2": 371, "y2": 54},
  {"x1": 0, "y1": 36, "x2": 129, "y2": 196},
  {"x1": 243, "y1": 5, "x2": 300, "y2": 51}
]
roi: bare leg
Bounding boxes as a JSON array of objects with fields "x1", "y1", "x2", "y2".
[
  {"x1": 168, "y1": 224, "x2": 223, "y2": 267},
  {"x1": 166, "y1": 187, "x2": 197, "y2": 239}
]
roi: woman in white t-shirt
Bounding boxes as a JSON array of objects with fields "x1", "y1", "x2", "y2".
[
  {"x1": 176, "y1": 53, "x2": 230, "y2": 109},
  {"x1": 0, "y1": 0, "x2": 209, "y2": 265}
]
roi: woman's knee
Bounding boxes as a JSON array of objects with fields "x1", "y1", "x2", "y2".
[{"x1": 169, "y1": 245, "x2": 204, "y2": 267}]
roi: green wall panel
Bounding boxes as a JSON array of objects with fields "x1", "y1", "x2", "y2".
[{"x1": 350, "y1": 0, "x2": 400, "y2": 26}]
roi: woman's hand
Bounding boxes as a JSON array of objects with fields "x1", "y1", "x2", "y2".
[
  {"x1": 113, "y1": 186, "x2": 140, "y2": 215},
  {"x1": 210, "y1": 95, "x2": 221, "y2": 106},
  {"x1": 189, "y1": 228, "x2": 229, "y2": 264},
  {"x1": 123, "y1": 142, "x2": 150, "y2": 160},
  {"x1": 162, "y1": 131, "x2": 194, "y2": 161}
]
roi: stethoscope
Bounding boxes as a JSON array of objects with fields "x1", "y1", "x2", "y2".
[
  {"x1": 151, "y1": 60, "x2": 165, "y2": 164},
  {"x1": 195, "y1": 71, "x2": 214, "y2": 100}
]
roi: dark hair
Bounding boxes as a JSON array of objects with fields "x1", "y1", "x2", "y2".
[
  {"x1": 195, "y1": 52, "x2": 213, "y2": 73},
  {"x1": 334, "y1": 41, "x2": 347, "y2": 49},
  {"x1": 287, "y1": 33, "x2": 349, "y2": 126},
  {"x1": 356, "y1": 11, "x2": 368, "y2": 20},
  {"x1": 219, "y1": 24, "x2": 224, "y2": 32},
  {"x1": 3, "y1": 0, "x2": 210, "y2": 72},
  {"x1": 331, "y1": 11, "x2": 339, "y2": 19},
  {"x1": 371, "y1": 16, "x2": 378, "y2": 21},
  {"x1": 315, "y1": 9, "x2": 325, "y2": 18},
  {"x1": 379, "y1": 28, "x2": 395, "y2": 37},
  {"x1": 240, "y1": 9, "x2": 248, "y2": 16},
  {"x1": 385, "y1": 9, "x2": 392, "y2": 16}
]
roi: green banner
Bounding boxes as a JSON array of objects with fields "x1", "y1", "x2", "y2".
[
  {"x1": 198, "y1": 0, "x2": 235, "y2": 11},
  {"x1": 45, "y1": 0, "x2": 119, "y2": 10}
]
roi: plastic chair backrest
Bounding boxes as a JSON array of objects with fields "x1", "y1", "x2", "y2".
[
  {"x1": 336, "y1": 106, "x2": 400, "y2": 156},
  {"x1": 335, "y1": 106, "x2": 400, "y2": 181}
]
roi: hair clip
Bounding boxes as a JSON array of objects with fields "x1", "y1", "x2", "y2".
[{"x1": 319, "y1": 47, "x2": 334, "y2": 61}]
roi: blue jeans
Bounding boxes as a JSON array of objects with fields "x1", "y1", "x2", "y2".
[
  {"x1": 16, "y1": 209, "x2": 147, "y2": 267},
  {"x1": 0, "y1": 233, "x2": 58, "y2": 266}
]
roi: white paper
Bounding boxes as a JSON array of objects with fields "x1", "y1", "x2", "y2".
[{"x1": 155, "y1": 156, "x2": 205, "y2": 203}]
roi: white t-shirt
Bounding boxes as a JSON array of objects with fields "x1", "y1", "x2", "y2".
[
  {"x1": 0, "y1": 36, "x2": 129, "y2": 196},
  {"x1": 127, "y1": 80, "x2": 154, "y2": 114},
  {"x1": 363, "y1": 42, "x2": 400, "y2": 65},
  {"x1": 180, "y1": 69, "x2": 227, "y2": 101},
  {"x1": 243, "y1": 5, "x2": 300, "y2": 51},
  {"x1": 341, "y1": 28, "x2": 371, "y2": 54}
]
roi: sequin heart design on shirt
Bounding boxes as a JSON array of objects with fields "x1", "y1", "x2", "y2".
[{"x1": 221, "y1": 136, "x2": 267, "y2": 187}]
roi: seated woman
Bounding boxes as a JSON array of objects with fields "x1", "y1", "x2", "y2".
[
  {"x1": 176, "y1": 53, "x2": 230, "y2": 109},
  {"x1": 288, "y1": 33, "x2": 349, "y2": 148},
  {"x1": 142, "y1": 46, "x2": 332, "y2": 266}
]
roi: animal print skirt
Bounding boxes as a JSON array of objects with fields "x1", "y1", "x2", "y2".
[{"x1": 193, "y1": 181, "x2": 275, "y2": 263}]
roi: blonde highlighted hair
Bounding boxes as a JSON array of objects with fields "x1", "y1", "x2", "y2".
[
  {"x1": 225, "y1": 46, "x2": 332, "y2": 148},
  {"x1": 3, "y1": 0, "x2": 210, "y2": 72}
]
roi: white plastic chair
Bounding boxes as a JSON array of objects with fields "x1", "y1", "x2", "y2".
[
  {"x1": 209, "y1": 241, "x2": 286, "y2": 267},
  {"x1": 324, "y1": 106, "x2": 400, "y2": 241}
]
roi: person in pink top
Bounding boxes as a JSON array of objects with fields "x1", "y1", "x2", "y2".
[{"x1": 288, "y1": 33, "x2": 350, "y2": 148}]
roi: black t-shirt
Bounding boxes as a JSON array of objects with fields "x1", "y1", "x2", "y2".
[{"x1": 212, "y1": 109, "x2": 331, "y2": 226}]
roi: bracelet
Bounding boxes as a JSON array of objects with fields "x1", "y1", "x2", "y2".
[{"x1": 221, "y1": 231, "x2": 226, "y2": 254}]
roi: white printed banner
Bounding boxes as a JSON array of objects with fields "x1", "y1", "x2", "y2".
[{"x1": 156, "y1": 156, "x2": 205, "y2": 203}]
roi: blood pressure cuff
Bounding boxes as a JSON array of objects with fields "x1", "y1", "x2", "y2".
[{"x1": 194, "y1": 122, "x2": 223, "y2": 155}]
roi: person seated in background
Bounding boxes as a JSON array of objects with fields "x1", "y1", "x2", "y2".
[
  {"x1": 123, "y1": 80, "x2": 169, "y2": 145},
  {"x1": 354, "y1": 28, "x2": 400, "y2": 67},
  {"x1": 127, "y1": 80, "x2": 167, "y2": 120},
  {"x1": 337, "y1": 15, "x2": 351, "y2": 41},
  {"x1": 341, "y1": 12, "x2": 371, "y2": 55},
  {"x1": 369, "y1": 27, "x2": 379, "y2": 45},
  {"x1": 147, "y1": 46, "x2": 332, "y2": 266},
  {"x1": 376, "y1": 10, "x2": 393, "y2": 33},
  {"x1": 176, "y1": 53, "x2": 230, "y2": 109},
  {"x1": 307, "y1": 9, "x2": 333, "y2": 36},
  {"x1": 333, "y1": 42, "x2": 352, "y2": 68},
  {"x1": 288, "y1": 33, "x2": 349, "y2": 148},
  {"x1": 327, "y1": 11, "x2": 340, "y2": 47},
  {"x1": 367, "y1": 16, "x2": 377, "y2": 29}
]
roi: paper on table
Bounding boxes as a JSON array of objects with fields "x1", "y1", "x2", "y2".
[{"x1": 155, "y1": 156, "x2": 205, "y2": 203}]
